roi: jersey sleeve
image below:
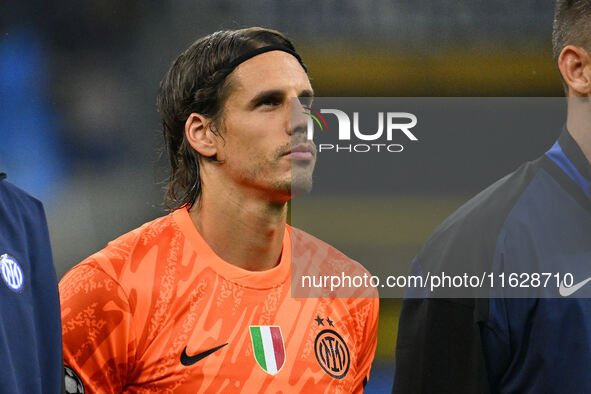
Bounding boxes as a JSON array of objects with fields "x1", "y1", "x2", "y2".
[
  {"x1": 354, "y1": 296, "x2": 379, "y2": 392},
  {"x1": 59, "y1": 262, "x2": 137, "y2": 394},
  {"x1": 392, "y1": 298, "x2": 491, "y2": 394}
]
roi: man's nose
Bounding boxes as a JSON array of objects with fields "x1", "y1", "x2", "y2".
[{"x1": 289, "y1": 98, "x2": 309, "y2": 136}]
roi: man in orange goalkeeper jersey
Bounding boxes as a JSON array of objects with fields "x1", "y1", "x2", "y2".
[{"x1": 59, "y1": 27, "x2": 379, "y2": 393}]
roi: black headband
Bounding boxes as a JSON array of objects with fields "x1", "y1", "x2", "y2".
[{"x1": 226, "y1": 45, "x2": 307, "y2": 73}]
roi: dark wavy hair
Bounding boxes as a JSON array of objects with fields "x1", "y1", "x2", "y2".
[
  {"x1": 157, "y1": 27, "x2": 300, "y2": 209},
  {"x1": 552, "y1": 0, "x2": 591, "y2": 92}
]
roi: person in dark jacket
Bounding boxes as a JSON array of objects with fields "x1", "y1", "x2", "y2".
[
  {"x1": 0, "y1": 173, "x2": 63, "y2": 393},
  {"x1": 393, "y1": 1, "x2": 591, "y2": 393}
]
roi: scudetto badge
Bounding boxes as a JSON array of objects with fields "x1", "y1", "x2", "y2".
[
  {"x1": 0, "y1": 254, "x2": 24, "y2": 292},
  {"x1": 250, "y1": 326, "x2": 286, "y2": 375},
  {"x1": 314, "y1": 329, "x2": 350, "y2": 379}
]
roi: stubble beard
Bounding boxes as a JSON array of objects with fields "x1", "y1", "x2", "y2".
[
  {"x1": 264, "y1": 152, "x2": 315, "y2": 201},
  {"x1": 289, "y1": 164, "x2": 314, "y2": 198},
  {"x1": 235, "y1": 144, "x2": 315, "y2": 202}
]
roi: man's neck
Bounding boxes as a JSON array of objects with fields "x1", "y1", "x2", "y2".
[
  {"x1": 189, "y1": 182, "x2": 287, "y2": 272},
  {"x1": 566, "y1": 98, "x2": 591, "y2": 166}
]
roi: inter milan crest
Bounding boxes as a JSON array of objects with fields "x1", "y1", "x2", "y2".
[
  {"x1": 249, "y1": 326, "x2": 285, "y2": 375},
  {"x1": 0, "y1": 253, "x2": 24, "y2": 293},
  {"x1": 314, "y1": 316, "x2": 350, "y2": 379}
]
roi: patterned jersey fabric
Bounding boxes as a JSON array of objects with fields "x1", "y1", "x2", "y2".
[{"x1": 60, "y1": 207, "x2": 378, "y2": 393}]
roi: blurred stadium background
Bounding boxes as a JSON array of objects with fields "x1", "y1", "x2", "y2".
[{"x1": 1, "y1": 1, "x2": 563, "y2": 392}]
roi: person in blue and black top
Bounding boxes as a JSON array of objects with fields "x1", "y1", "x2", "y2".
[
  {"x1": 393, "y1": 1, "x2": 591, "y2": 393},
  {"x1": 0, "y1": 173, "x2": 63, "y2": 393}
]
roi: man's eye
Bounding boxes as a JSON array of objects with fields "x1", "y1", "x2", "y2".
[
  {"x1": 299, "y1": 97, "x2": 314, "y2": 107},
  {"x1": 259, "y1": 97, "x2": 281, "y2": 107}
]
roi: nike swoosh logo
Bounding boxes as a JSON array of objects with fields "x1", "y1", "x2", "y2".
[
  {"x1": 559, "y1": 277, "x2": 591, "y2": 297},
  {"x1": 180, "y1": 343, "x2": 228, "y2": 366}
]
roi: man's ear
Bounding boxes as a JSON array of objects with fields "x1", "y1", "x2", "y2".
[
  {"x1": 185, "y1": 113, "x2": 218, "y2": 158},
  {"x1": 558, "y1": 45, "x2": 591, "y2": 97}
]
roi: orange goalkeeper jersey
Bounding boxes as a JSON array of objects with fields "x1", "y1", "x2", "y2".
[{"x1": 59, "y1": 208, "x2": 379, "y2": 393}]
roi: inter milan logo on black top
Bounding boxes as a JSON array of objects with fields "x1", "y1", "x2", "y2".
[{"x1": 314, "y1": 316, "x2": 350, "y2": 379}]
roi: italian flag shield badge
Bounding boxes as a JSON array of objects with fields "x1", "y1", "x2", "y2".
[{"x1": 249, "y1": 326, "x2": 285, "y2": 375}]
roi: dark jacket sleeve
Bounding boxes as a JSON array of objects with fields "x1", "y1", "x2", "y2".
[{"x1": 393, "y1": 298, "x2": 491, "y2": 394}]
